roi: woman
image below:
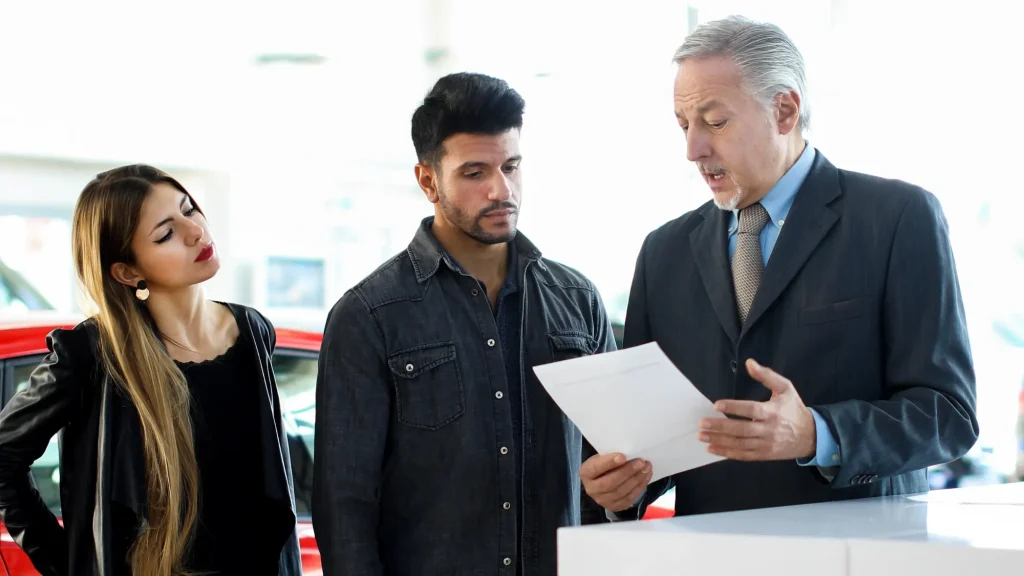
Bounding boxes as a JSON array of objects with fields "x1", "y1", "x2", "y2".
[{"x1": 0, "y1": 165, "x2": 303, "y2": 576}]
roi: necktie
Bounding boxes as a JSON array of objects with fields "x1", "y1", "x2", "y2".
[{"x1": 732, "y1": 202, "x2": 770, "y2": 324}]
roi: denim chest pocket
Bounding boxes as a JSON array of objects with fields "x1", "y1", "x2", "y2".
[
  {"x1": 387, "y1": 342, "x2": 465, "y2": 430},
  {"x1": 548, "y1": 331, "x2": 599, "y2": 363}
]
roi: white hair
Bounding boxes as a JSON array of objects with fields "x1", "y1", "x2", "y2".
[{"x1": 673, "y1": 15, "x2": 810, "y2": 132}]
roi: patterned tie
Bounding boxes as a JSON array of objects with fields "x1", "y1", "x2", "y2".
[{"x1": 732, "y1": 202, "x2": 770, "y2": 324}]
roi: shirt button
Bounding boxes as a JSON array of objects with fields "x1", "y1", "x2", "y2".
[
  {"x1": 500, "y1": 446, "x2": 509, "y2": 455},
  {"x1": 487, "y1": 338, "x2": 496, "y2": 347},
  {"x1": 729, "y1": 360, "x2": 738, "y2": 373},
  {"x1": 503, "y1": 558, "x2": 512, "y2": 566},
  {"x1": 471, "y1": 288, "x2": 480, "y2": 296},
  {"x1": 495, "y1": 391, "x2": 504, "y2": 399},
  {"x1": 832, "y1": 454, "x2": 840, "y2": 463},
  {"x1": 405, "y1": 363, "x2": 414, "y2": 372},
  {"x1": 503, "y1": 502, "x2": 511, "y2": 510}
]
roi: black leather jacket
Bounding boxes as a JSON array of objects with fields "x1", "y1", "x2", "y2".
[{"x1": 0, "y1": 303, "x2": 302, "y2": 576}]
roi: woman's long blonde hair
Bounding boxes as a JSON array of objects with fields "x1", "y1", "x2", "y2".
[{"x1": 72, "y1": 165, "x2": 201, "y2": 575}]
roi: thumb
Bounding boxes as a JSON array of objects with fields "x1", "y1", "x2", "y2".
[
  {"x1": 745, "y1": 358, "x2": 792, "y2": 395},
  {"x1": 580, "y1": 453, "x2": 627, "y2": 480}
]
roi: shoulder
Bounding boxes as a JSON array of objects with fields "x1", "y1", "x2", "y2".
[
  {"x1": 533, "y1": 257, "x2": 600, "y2": 294},
  {"x1": 47, "y1": 317, "x2": 100, "y2": 360},
  {"x1": 221, "y1": 302, "x2": 276, "y2": 349},
  {"x1": 38, "y1": 317, "x2": 103, "y2": 386},
  {"x1": 347, "y1": 250, "x2": 426, "y2": 310},
  {"x1": 837, "y1": 168, "x2": 941, "y2": 216},
  {"x1": 640, "y1": 202, "x2": 713, "y2": 257}
]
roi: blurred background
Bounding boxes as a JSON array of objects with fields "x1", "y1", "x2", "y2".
[{"x1": 1, "y1": 0, "x2": 1022, "y2": 492}]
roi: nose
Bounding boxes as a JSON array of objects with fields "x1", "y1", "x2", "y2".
[
  {"x1": 686, "y1": 128, "x2": 711, "y2": 163},
  {"x1": 185, "y1": 220, "x2": 205, "y2": 246},
  {"x1": 489, "y1": 173, "x2": 513, "y2": 202}
]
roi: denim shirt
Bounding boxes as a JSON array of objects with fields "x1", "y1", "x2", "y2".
[
  {"x1": 449, "y1": 242, "x2": 526, "y2": 558},
  {"x1": 313, "y1": 217, "x2": 616, "y2": 576}
]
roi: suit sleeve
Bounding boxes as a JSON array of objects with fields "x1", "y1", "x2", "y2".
[
  {"x1": 608, "y1": 233, "x2": 675, "y2": 521},
  {"x1": 0, "y1": 329, "x2": 83, "y2": 576},
  {"x1": 312, "y1": 291, "x2": 390, "y2": 576},
  {"x1": 816, "y1": 189, "x2": 979, "y2": 489},
  {"x1": 579, "y1": 286, "x2": 619, "y2": 525}
]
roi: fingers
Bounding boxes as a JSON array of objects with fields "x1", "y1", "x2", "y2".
[
  {"x1": 699, "y1": 431, "x2": 767, "y2": 453},
  {"x1": 698, "y1": 417, "x2": 767, "y2": 438},
  {"x1": 713, "y1": 399, "x2": 770, "y2": 421},
  {"x1": 581, "y1": 456, "x2": 652, "y2": 511},
  {"x1": 585, "y1": 458, "x2": 648, "y2": 495},
  {"x1": 580, "y1": 453, "x2": 629, "y2": 481},
  {"x1": 706, "y1": 445, "x2": 763, "y2": 461},
  {"x1": 606, "y1": 466, "x2": 654, "y2": 512},
  {"x1": 745, "y1": 359, "x2": 793, "y2": 394}
]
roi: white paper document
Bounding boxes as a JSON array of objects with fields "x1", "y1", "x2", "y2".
[{"x1": 533, "y1": 342, "x2": 726, "y2": 482}]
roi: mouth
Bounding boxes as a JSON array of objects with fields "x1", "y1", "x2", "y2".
[
  {"x1": 195, "y1": 243, "x2": 215, "y2": 263},
  {"x1": 701, "y1": 171, "x2": 729, "y2": 191},
  {"x1": 482, "y1": 209, "x2": 516, "y2": 219}
]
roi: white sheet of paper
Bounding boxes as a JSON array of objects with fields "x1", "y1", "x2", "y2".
[{"x1": 533, "y1": 342, "x2": 726, "y2": 482}]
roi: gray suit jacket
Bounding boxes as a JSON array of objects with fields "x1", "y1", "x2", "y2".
[{"x1": 620, "y1": 151, "x2": 979, "y2": 518}]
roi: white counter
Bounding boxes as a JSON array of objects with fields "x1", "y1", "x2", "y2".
[{"x1": 558, "y1": 482, "x2": 1024, "y2": 575}]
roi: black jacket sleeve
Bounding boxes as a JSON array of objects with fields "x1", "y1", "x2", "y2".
[{"x1": 0, "y1": 327, "x2": 89, "y2": 576}]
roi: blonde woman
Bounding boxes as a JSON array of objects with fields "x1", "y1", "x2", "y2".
[{"x1": 0, "y1": 165, "x2": 302, "y2": 575}]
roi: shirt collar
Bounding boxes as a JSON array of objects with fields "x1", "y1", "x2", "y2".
[
  {"x1": 729, "y1": 142, "x2": 816, "y2": 233},
  {"x1": 407, "y1": 216, "x2": 538, "y2": 284}
]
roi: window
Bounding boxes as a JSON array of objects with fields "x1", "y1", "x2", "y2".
[
  {"x1": 6, "y1": 356, "x2": 62, "y2": 514},
  {"x1": 273, "y1": 350, "x2": 318, "y2": 518},
  {"x1": 0, "y1": 258, "x2": 54, "y2": 313}
]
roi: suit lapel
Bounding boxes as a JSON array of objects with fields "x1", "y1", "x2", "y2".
[
  {"x1": 690, "y1": 205, "x2": 740, "y2": 345},
  {"x1": 741, "y1": 154, "x2": 842, "y2": 337}
]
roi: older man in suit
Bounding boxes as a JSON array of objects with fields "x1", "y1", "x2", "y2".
[{"x1": 580, "y1": 15, "x2": 979, "y2": 518}]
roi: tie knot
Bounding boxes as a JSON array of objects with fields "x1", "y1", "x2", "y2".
[{"x1": 738, "y1": 203, "x2": 770, "y2": 234}]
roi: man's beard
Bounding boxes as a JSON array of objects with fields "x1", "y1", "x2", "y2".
[
  {"x1": 698, "y1": 162, "x2": 742, "y2": 211},
  {"x1": 713, "y1": 189, "x2": 743, "y2": 211},
  {"x1": 438, "y1": 188, "x2": 518, "y2": 245}
]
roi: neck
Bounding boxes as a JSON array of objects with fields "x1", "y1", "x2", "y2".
[
  {"x1": 744, "y1": 136, "x2": 806, "y2": 208},
  {"x1": 145, "y1": 285, "x2": 216, "y2": 349},
  {"x1": 431, "y1": 217, "x2": 508, "y2": 283}
]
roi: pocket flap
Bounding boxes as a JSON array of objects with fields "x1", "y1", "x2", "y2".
[
  {"x1": 547, "y1": 332, "x2": 598, "y2": 355},
  {"x1": 800, "y1": 297, "x2": 875, "y2": 326},
  {"x1": 387, "y1": 342, "x2": 456, "y2": 379}
]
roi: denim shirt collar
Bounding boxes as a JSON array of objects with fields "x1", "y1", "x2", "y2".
[{"x1": 407, "y1": 216, "x2": 543, "y2": 283}]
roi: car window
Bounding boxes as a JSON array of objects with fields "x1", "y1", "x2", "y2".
[
  {"x1": 273, "y1": 350, "x2": 317, "y2": 518},
  {"x1": 0, "y1": 260, "x2": 53, "y2": 312},
  {"x1": 9, "y1": 358, "x2": 62, "y2": 514}
]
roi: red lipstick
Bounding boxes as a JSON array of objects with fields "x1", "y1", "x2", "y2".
[{"x1": 195, "y1": 243, "x2": 214, "y2": 262}]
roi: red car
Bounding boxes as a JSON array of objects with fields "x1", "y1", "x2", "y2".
[{"x1": 0, "y1": 315, "x2": 671, "y2": 575}]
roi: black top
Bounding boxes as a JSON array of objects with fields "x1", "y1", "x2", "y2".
[{"x1": 175, "y1": 333, "x2": 281, "y2": 575}]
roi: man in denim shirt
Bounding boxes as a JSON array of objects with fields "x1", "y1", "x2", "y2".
[{"x1": 313, "y1": 72, "x2": 615, "y2": 576}]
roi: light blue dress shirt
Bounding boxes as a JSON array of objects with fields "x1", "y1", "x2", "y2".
[{"x1": 726, "y1": 142, "x2": 841, "y2": 470}]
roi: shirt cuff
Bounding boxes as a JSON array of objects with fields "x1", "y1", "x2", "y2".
[{"x1": 796, "y1": 408, "x2": 841, "y2": 467}]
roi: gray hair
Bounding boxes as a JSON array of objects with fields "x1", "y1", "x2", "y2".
[{"x1": 673, "y1": 15, "x2": 810, "y2": 132}]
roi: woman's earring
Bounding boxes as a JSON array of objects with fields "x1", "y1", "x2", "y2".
[{"x1": 135, "y1": 280, "x2": 150, "y2": 301}]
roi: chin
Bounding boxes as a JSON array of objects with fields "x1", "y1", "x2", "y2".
[
  {"x1": 712, "y1": 190, "x2": 743, "y2": 211},
  {"x1": 194, "y1": 259, "x2": 221, "y2": 283},
  {"x1": 471, "y1": 226, "x2": 516, "y2": 245}
]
